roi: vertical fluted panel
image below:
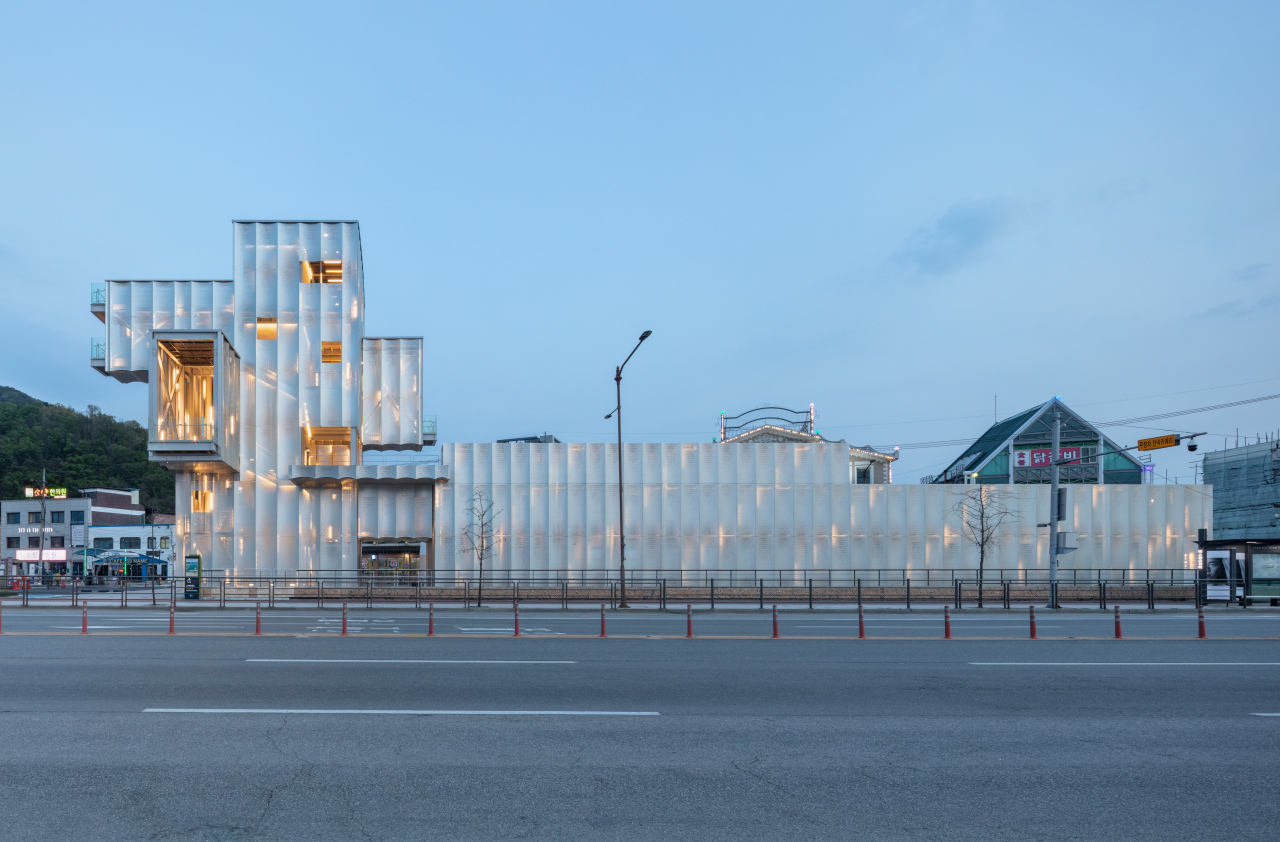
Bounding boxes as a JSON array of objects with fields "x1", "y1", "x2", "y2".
[
  {"x1": 587, "y1": 443, "x2": 606, "y2": 572},
  {"x1": 107, "y1": 281, "x2": 130, "y2": 371},
  {"x1": 320, "y1": 284, "x2": 342, "y2": 427},
  {"x1": 192, "y1": 281, "x2": 212, "y2": 329},
  {"x1": 299, "y1": 488, "x2": 318, "y2": 573},
  {"x1": 400, "y1": 339, "x2": 420, "y2": 445},
  {"x1": 174, "y1": 282, "x2": 191, "y2": 330},
  {"x1": 299, "y1": 282, "x2": 320, "y2": 426},
  {"x1": 340, "y1": 224, "x2": 361, "y2": 430},
  {"x1": 213, "y1": 280, "x2": 234, "y2": 338},
  {"x1": 154, "y1": 282, "x2": 174, "y2": 331},
  {"x1": 416, "y1": 484, "x2": 433, "y2": 543},
  {"x1": 318, "y1": 487, "x2": 340, "y2": 571},
  {"x1": 382, "y1": 339, "x2": 400, "y2": 445},
  {"x1": 362, "y1": 339, "x2": 383, "y2": 446},
  {"x1": 129, "y1": 281, "x2": 153, "y2": 372}
]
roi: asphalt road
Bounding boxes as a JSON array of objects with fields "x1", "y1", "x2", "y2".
[{"x1": 1, "y1": 627, "x2": 1278, "y2": 840}]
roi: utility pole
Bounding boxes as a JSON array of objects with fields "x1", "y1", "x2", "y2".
[{"x1": 1048, "y1": 409, "x2": 1060, "y2": 607}]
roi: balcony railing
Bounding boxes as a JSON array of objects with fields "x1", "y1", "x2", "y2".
[
  {"x1": 151, "y1": 422, "x2": 215, "y2": 442},
  {"x1": 306, "y1": 453, "x2": 352, "y2": 466},
  {"x1": 90, "y1": 282, "x2": 106, "y2": 306},
  {"x1": 423, "y1": 415, "x2": 437, "y2": 436},
  {"x1": 90, "y1": 338, "x2": 105, "y2": 361}
]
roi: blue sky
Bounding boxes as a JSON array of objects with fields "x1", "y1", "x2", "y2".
[{"x1": 2, "y1": 1, "x2": 1278, "y2": 483}]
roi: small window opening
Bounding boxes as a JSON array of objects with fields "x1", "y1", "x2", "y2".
[
  {"x1": 302, "y1": 261, "x2": 343, "y2": 284},
  {"x1": 321, "y1": 341, "x2": 342, "y2": 363},
  {"x1": 257, "y1": 317, "x2": 278, "y2": 340}
]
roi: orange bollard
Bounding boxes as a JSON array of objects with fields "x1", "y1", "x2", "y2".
[
  {"x1": 428, "y1": 603, "x2": 434, "y2": 636},
  {"x1": 600, "y1": 604, "x2": 607, "y2": 638},
  {"x1": 858, "y1": 604, "x2": 866, "y2": 639},
  {"x1": 772, "y1": 604, "x2": 779, "y2": 639},
  {"x1": 686, "y1": 604, "x2": 693, "y2": 638},
  {"x1": 1198, "y1": 606, "x2": 1206, "y2": 639},
  {"x1": 1114, "y1": 605, "x2": 1122, "y2": 639},
  {"x1": 342, "y1": 602, "x2": 348, "y2": 636},
  {"x1": 1029, "y1": 605, "x2": 1037, "y2": 639},
  {"x1": 255, "y1": 602, "x2": 262, "y2": 635},
  {"x1": 944, "y1": 605, "x2": 951, "y2": 640}
]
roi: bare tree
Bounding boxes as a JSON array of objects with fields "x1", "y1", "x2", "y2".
[
  {"x1": 951, "y1": 486, "x2": 1017, "y2": 607},
  {"x1": 458, "y1": 489, "x2": 500, "y2": 607}
]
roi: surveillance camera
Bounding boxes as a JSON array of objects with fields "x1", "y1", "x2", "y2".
[{"x1": 1187, "y1": 442, "x2": 1198, "y2": 452}]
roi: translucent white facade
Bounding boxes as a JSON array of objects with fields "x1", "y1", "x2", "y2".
[{"x1": 435, "y1": 442, "x2": 1210, "y2": 577}]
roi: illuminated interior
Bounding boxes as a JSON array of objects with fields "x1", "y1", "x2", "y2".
[
  {"x1": 155, "y1": 338, "x2": 214, "y2": 441},
  {"x1": 321, "y1": 341, "x2": 341, "y2": 363},
  {"x1": 301, "y1": 260, "x2": 343, "y2": 283},
  {"x1": 256, "y1": 317, "x2": 277, "y2": 340},
  {"x1": 303, "y1": 426, "x2": 356, "y2": 466}
]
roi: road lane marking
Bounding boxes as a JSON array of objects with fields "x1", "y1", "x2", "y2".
[
  {"x1": 246, "y1": 659, "x2": 577, "y2": 664},
  {"x1": 797, "y1": 625, "x2": 1054, "y2": 629},
  {"x1": 1253, "y1": 713, "x2": 1280, "y2": 716},
  {"x1": 970, "y1": 662, "x2": 1280, "y2": 666},
  {"x1": 145, "y1": 708, "x2": 656, "y2": 715}
]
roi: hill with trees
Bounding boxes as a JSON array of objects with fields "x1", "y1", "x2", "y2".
[{"x1": 0, "y1": 387, "x2": 174, "y2": 512}]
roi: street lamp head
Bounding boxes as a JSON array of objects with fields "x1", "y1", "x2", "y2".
[{"x1": 639, "y1": 330, "x2": 652, "y2": 341}]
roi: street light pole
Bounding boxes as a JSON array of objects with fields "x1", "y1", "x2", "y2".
[
  {"x1": 606, "y1": 330, "x2": 652, "y2": 609},
  {"x1": 1048, "y1": 408, "x2": 1060, "y2": 608}
]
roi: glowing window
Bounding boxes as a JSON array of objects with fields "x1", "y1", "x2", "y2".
[
  {"x1": 257, "y1": 317, "x2": 278, "y2": 340},
  {"x1": 302, "y1": 261, "x2": 342, "y2": 284},
  {"x1": 322, "y1": 341, "x2": 341, "y2": 363}
]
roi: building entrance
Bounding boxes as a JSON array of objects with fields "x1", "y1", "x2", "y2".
[{"x1": 359, "y1": 541, "x2": 433, "y2": 585}]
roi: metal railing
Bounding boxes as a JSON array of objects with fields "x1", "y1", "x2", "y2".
[
  {"x1": 9, "y1": 571, "x2": 1255, "y2": 611},
  {"x1": 305, "y1": 453, "x2": 352, "y2": 466},
  {"x1": 90, "y1": 282, "x2": 106, "y2": 305},
  {"x1": 90, "y1": 338, "x2": 105, "y2": 360},
  {"x1": 50, "y1": 571, "x2": 1200, "y2": 610},
  {"x1": 150, "y1": 421, "x2": 215, "y2": 442}
]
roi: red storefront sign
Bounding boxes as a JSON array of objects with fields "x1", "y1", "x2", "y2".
[{"x1": 1013, "y1": 447, "x2": 1081, "y2": 468}]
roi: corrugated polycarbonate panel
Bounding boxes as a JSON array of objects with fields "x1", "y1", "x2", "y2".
[
  {"x1": 438, "y1": 443, "x2": 1211, "y2": 577},
  {"x1": 360, "y1": 338, "x2": 424, "y2": 450},
  {"x1": 129, "y1": 281, "x2": 152, "y2": 372},
  {"x1": 174, "y1": 282, "x2": 190, "y2": 329},
  {"x1": 154, "y1": 282, "x2": 174, "y2": 331}
]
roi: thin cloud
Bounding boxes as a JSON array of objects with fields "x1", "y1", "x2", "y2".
[
  {"x1": 894, "y1": 200, "x2": 1013, "y2": 275},
  {"x1": 1235, "y1": 263, "x2": 1270, "y2": 282},
  {"x1": 1198, "y1": 293, "x2": 1280, "y2": 318}
]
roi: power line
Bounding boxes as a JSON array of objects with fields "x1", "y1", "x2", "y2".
[
  {"x1": 1093, "y1": 393, "x2": 1280, "y2": 427},
  {"x1": 876, "y1": 392, "x2": 1280, "y2": 451}
]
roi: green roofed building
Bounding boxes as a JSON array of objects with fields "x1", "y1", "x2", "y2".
[{"x1": 926, "y1": 398, "x2": 1146, "y2": 485}]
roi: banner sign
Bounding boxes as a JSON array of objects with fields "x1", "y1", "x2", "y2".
[
  {"x1": 1014, "y1": 447, "x2": 1082, "y2": 468},
  {"x1": 15, "y1": 549, "x2": 66, "y2": 561}
]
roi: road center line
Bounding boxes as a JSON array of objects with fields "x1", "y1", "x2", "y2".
[
  {"x1": 145, "y1": 708, "x2": 656, "y2": 715},
  {"x1": 245, "y1": 659, "x2": 577, "y2": 664}
]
